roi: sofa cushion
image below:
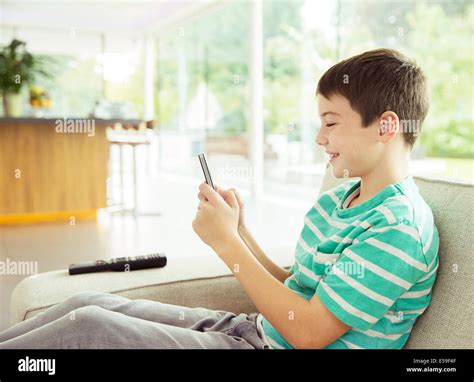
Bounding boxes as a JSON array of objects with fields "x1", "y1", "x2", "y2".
[{"x1": 403, "y1": 176, "x2": 473, "y2": 349}]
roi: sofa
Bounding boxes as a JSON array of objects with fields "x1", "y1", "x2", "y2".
[{"x1": 10, "y1": 164, "x2": 474, "y2": 348}]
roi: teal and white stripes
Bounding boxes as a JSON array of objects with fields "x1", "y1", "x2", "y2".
[{"x1": 261, "y1": 176, "x2": 440, "y2": 349}]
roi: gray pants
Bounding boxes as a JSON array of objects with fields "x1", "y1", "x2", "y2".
[{"x1": 0, "y1": 291, "x2": 269, "y2": 349}]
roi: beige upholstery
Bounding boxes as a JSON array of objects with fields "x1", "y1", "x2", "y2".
[
  {"x1": 10, "y1": 164, "x2": 474, "y2": 348},
  {"x1": 402, "y1": 176, "x2": 473, "y2": 348},
  {"x1": 10, "y1": 248, "x2": 293, "y2": 324}
]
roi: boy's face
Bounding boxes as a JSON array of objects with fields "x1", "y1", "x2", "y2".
[{"x1": 316, "y1": 93, "x2": 384, "y2": 179}]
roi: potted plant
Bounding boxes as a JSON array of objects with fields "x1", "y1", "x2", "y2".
[{"x1": 0, "y1": 39, "x2": 51, "y2": 117}]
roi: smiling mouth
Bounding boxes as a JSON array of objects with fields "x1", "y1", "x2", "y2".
[{"x1": 326, "y1": 152, "x2": 340, "y2": 161}]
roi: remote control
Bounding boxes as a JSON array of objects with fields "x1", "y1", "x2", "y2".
[{"x1": 68, "y1": 253, "x2": 167, "y2": 275}]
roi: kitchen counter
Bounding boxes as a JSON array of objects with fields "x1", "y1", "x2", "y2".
[{"x1": 0, "y1": 117, "x2": 137, "y2": 223}]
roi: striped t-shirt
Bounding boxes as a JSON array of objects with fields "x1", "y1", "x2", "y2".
[{"x1": 260, "y1": 176, "x2": 440, "y2": 349}]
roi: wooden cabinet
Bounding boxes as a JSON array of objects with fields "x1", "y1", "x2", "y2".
[{"x1": 0, "y1": 118, "x2": 117, "y2": 223}]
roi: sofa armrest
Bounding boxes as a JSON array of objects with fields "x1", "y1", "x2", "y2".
[
  {"x1": 11, "y1": 247, "x2": 294, "y2": 326},
  {"x1": 10, "y1": 255, "x2": 257, "y2": 325}
]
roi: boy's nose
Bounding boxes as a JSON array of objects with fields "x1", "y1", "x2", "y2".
[{"x1": 316, "y1": 126, "x2": 328, "y2": 146}]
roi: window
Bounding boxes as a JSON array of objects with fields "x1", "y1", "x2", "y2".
[{"x1": 262, "y1": 0, "x2": 474, "y2": 190}]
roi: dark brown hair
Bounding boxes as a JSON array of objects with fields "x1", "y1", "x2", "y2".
[{"x1": 316, "y1": 48, "x2": 429, "y2": 148}]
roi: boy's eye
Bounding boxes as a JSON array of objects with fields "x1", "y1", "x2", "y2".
[{"x1": 326, "y1": 123, "x2": 336, "y2": 127}]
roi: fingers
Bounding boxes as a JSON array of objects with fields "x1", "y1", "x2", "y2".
[
  {"x1": 199, "y1": 182, "x2": 220, "y2": 204},
  {"x1": 196, "y1": 199, "x2": 210, "y2": 214},
  {"x1": 229, "y1": 188, "x2": 244, "y2": 207},
  {"x1": 215, "y1": 187, "x2": 232, "y2": 204},
  {"x1": 198, "y1": 184, "x2": 224, "y2": 204},
  {"x1": 198, "y1": 200, "x2": 207, "y2": 210},
  {"x1": 199, "y1": 183, "x2": 240, "y2": 210},
  {"x1": 215, "y1": 185, "x2": 226, "y2": 197},
  {"x1": 224, "y1": 190, "x2": 239, "y2": 208},
  {"x1": 213, "y1": 186, "x2": 243, "y2": 209},
  {"x1": 216, "y1": 189, "x2": 238, "y2": 209}
]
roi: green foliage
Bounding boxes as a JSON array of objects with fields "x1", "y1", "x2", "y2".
[
  {"x1": 406, "y1": 2, "x2": 474, "y2": 158},
  {"x1": 337, "y1": 1, "x2": 473, "y2": 158},
  {"x1": 0, "y1": 39, "x2": 53, "y2": 95}
]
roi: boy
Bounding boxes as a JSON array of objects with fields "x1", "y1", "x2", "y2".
[
  {"x1": 193, "y1": 48, "x2": 439, "y2": 349},
  {"x1": 0, "y1": 49, "x2": 439, "y2": 349}
]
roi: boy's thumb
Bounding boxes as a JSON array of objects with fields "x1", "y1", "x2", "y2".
[
  {"x1": 223, "y1": 190, "x2": 238, "y2": 209},
  {"x1": 216, "y1": 187, "x2": 227, "y2": 199}
]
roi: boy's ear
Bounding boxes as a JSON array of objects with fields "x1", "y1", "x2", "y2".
[{"x1": 378, "y1": 111, "x2": 399, "y2": 142}]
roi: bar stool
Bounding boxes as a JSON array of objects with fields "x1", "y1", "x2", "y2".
[{"x1": 107, "y1": 120, "x2": 160, "y2": 218}]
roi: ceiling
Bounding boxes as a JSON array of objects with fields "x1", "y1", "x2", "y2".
[
  {"x1": 0, "y1": 0, "x2": 220, "y2": 33},
  {"x1": 0, "y1": 0, "x2": 221, "y2": 54}
]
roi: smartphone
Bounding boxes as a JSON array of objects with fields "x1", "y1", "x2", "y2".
[{"x1": 198, "y1": 153, "x2": 215, "y2": 190}]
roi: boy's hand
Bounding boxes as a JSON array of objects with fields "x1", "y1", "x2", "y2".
[
  {"x1": 198, "y1": 185, "x2": 246, "y2": 229},
  {"x1": 192, "y1": 183, "x2": 240, "y2": 254}
]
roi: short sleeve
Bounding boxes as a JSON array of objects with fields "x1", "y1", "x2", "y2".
[{"x1": 315, "y1": 221, "x2": 428, "y2": 330}]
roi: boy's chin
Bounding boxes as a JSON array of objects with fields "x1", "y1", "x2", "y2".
[
  {"x1": 330, "y1": 163, "x2": 354, "y2": 179},
  {"x1": 331, "y1": 170, "x2": 346, "y2": 179}
]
